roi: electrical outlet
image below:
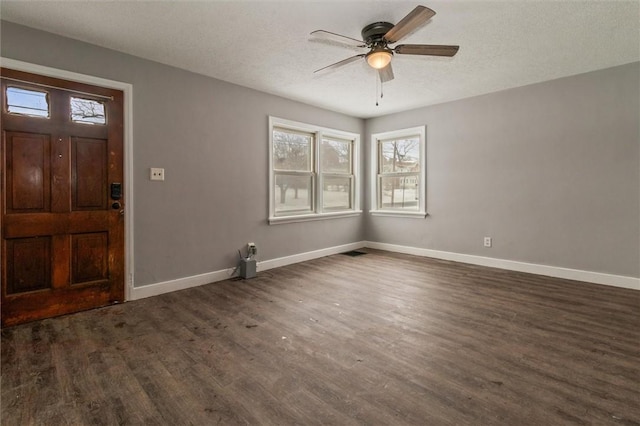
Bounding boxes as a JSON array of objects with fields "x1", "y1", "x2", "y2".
[
  {"x1": 247, "y1": 242, "x2": 257, "y2": 257},
  {"x1": 150, "y1": 168, "x2": 165, "y2": 181},
  {"x1": 484, "y1": 236, "x2": 492, "y2": 248}
]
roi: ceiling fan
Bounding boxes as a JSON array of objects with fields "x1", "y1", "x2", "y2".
[{"x1": 311, "y1": 5, "x2": 459, "y2": 83}]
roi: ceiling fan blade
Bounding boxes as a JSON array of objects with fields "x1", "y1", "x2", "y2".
[
  {"x1": 395, "y1": 44, "x2": 459, "y2": 57},
  {"x1": 378, "y1": 63, "x2": 394, "y2": 83},
  {"x1": 384, "y1": 5, "x2": 436, "y2": 44},
  {"x1": 310, "y1": 30, "x2": 366, "y2": 48},
  {"x1": 313, "y1": 54, "x2": 365, "y2": 73}
]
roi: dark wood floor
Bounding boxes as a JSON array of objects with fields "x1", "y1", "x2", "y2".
[{"x1": 2, "y1": 249, "x2": 639, "y2": 425}]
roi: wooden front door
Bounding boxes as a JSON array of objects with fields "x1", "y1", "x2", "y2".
[{"x1": 1, "y1": 68, "x2": 125, "y2": 327}]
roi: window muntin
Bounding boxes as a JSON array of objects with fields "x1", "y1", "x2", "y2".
[
  {"x1": 6, "y1": 86, "x2": 49, "y2": 118},
  {"x1": 269, "y1": 117, "x2": 360, "y2": 223},
  {"x1": 371, "y1": 127, "x2": 426, "y2": 217},
  {"x1": 70, "y1": 97, "x2": 106, "y2": 125}
]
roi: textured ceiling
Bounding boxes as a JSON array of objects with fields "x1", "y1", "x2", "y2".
[{"x1": 1, "y1": 1, "x2": 638, "y2": 118}]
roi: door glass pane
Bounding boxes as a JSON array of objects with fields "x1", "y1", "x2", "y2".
[
  {"x1": 379, "y1": 175, "x2": 419, "y2": 210},
  {"x1": 6, "y1": 87, "x2": 49, "y2": 118},
  {"x1": 273, "y1": 129, "x2": 312, "y2": 171},
  {"x1": 379, "y1": 138, "x2": 420, "y2": 173},
  {"x1": 323, "y1": 176, "x2": 352, "y2": 210},
  {"x1": 321, "y1": 138, "x2": 351, "y2": 173},
  {"x1": 71, "y1": 97, "x2": 106, "y2": 124},
  {"x1": 275, "y1": 174, "x2": 312, "y2": 214}
]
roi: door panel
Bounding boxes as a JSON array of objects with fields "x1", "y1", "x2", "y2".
[
  {"x1": 72, "y1": 137, "x2": 108, "y2": 210},
  {"x1": 5, "y1": 132, "x2": 51, "y2": 213},
  {"x1": 1, "y1": 68, "x2": 125, "y2": 327},
  {"x1": 6, "y1": 237, "x2": 52, "y2": 294},
  {"x1": 71, "y1": 232, "x2": 108, "y2": 285}
]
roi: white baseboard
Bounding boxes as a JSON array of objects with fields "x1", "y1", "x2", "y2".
[
  {"x1": 364, "y1": 241, "x2": 640, "y2": 291},
  {"x1": 131, "y1": 268, "x2": 235, "y2": 300},
  {"x1": 257, "y1": 241, "x2": 365, "y2": 272},
  {"x1": 131, "y1": 241, "x2": 366, "y2": 300},
  {"x1": 131, "y1": 240, "x2": 638, "y2": 300}
]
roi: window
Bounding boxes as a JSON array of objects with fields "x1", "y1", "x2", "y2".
[
  {"x1": 370, "y1": 126, "x2": 426, "y2": 218},
  {"x1": 269, "y1": 117, "x2": 360, "y2": 224},
  {"x1": 6, "y1": 86, "x2": 49, "y2": 118},
  {"x1": 321, "y1": 137, "x2": 353, "y2": 210},
  {"x1": 272, "y1": 128, "x2": 314, "y2": 215},
  {"x1": 70, "y1": 97, "x2": 106, "y2": 124}
]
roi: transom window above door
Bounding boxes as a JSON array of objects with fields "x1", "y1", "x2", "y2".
[
  {"x1": 5, "y1": 86, "x2": 49, "y2": 118},
  {"x1": 70, "y1": 97, "x2": 106, "y2": 124},
  {"x1": 5, "y1": 85, "x2": 108, "y2": 126}
]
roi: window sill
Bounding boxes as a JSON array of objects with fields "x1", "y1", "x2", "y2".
[
  {"x1": 269, "y1": 210, "x2": 362, "y2": 225},
  {"x1": 369, "y1": 210, "x2": 428, "y2": 219}
]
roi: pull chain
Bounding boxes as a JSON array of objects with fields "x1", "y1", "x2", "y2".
[{"x1": 375, "y1": 74, "x2": 385, "y2": 106}]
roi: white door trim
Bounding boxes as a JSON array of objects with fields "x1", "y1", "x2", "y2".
[{"x1": 1, "y1": 57, "x2": 135, "y2": 300}]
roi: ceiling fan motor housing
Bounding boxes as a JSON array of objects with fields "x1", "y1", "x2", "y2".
[{"x1": 361, "y1": 22, "x2": 394, "y2": 47}]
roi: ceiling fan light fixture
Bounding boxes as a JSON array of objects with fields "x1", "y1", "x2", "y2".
[{"x1": 366, "y1": 49, "x2": 392, "y2": 70}]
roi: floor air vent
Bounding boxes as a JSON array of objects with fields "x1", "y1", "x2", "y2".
[{"x1": 341, "y1": 250, "x2": 367, "y2": 257}]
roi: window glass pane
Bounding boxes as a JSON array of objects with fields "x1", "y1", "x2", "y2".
[
  {"x1": 6, "y1": 87, "x2": 49, "y2": 118},
  {"x1": 380, "y1": 138, "x2": 420, "y2": 173},
  {"x1": 323, "y1": 176, "x2": 351, "y2": 210},
  {"x1": 321, "y1": 138, "x2": 351, "y2": 173},
  {"x1": 275, "y1": 174, "x2": 312, "y2": 214},
  {"x1": 71, "y1": 97, "x2": 106, "y2": 124},
  {"x1": 273, "y1": 129, "x2": 312, "y2": 171},
  {"x1": 379, "y1": 175, "x2": 419, "y2": 210}
]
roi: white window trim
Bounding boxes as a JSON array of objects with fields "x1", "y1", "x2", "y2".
[
  {"x1": 269, "y1": 116, "x2": 361, "y2": 224},
  {"x1": 370, "y1": 126, "x2": 427, "y2": 218}
]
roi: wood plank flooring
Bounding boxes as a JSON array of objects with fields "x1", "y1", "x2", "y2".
[{"x1": 2, "y1": 249, "x2": 639, "y2": 425}]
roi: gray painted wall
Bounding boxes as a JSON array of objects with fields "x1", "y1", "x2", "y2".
[
  {"x1": 365, "y1": 62, "x2": 640, "y2": 278},
  {"x1": 1, "y1": 22, "x2": 366, "y2": 286},
  {"x1": 2, "y1": 21, "x2": 638, "y2": 286}
]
